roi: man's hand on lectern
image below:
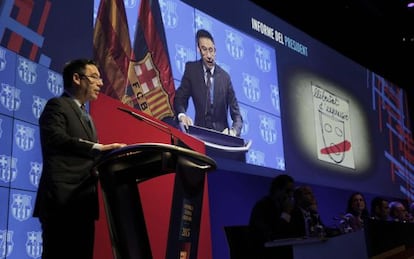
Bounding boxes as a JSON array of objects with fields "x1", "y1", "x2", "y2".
[
  {"x1": 178, "y1": 113, "x2": 193, "y2": 130},
  {"x1": 222, "y1": 128, "x2": 237, "y2": 136}
]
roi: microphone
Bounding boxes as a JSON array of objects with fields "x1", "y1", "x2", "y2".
[
  {"x1": 117, "y1": 107, "x2": 177, "y2": 145},
  {"x1": 118, "y1": 107, "x2": 144, "y2": 120}
]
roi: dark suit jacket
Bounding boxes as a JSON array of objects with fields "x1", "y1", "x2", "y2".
[
  {"x1": 174, "y1": 60, "x2": 243, "y2": 135},
  {"x1": 33, "y1": 94, "x2": 100, "y2": 222},
  {"x1": 249, "y1": 196, "x2": 297, "y2": 242},
  {"x1": 248, "y1": 196, "x2": 294, "y2": 258},
  {"x1": 290, "y1": 207, "x2": 325, "y2": 237}
]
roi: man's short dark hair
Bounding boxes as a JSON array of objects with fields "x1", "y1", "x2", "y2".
[
  {"x1": 269, "y1": 174, "x2": 294, "y2": 195},
  {"x1": 370, "y1": 196, "x2": 388, "y2": 215},
  {"x1": 63, "y1": 59, "x2": 97, "y2": 89},
  {"x1": 196, "y1": 29, "x2": 214, "y2": 44}
]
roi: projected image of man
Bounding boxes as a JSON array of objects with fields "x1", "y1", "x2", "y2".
[{"x1": 174, "y1": 29, "x2": 243, "y2": 136}]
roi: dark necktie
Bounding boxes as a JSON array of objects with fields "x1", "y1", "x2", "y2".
[
  {"x1": 206, "y1": 69, "x2": 212, "y2": 105},
  {"x1": 80, "y1": 104, "x2": 86, "y2": 113},
  {"x1": 80, "y1": 104, "x2": 89, "y2": 121},
  {"x1": 205, "y1": 69, "x2": 213, "y2": 129},
  {"x1": 80, "y1": 104, "x2": 96, "y2": 138}
]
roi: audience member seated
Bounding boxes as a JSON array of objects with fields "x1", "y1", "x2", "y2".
[
  {"x1": 370, "y1": 196, "x2": 390, "y2": 221},
  {"x1": 389, "y1": 200, "x2": 410, "y2": 223},
  {"x1": 290, "y1": 185, "x2": 325, "y2": 237},
  {"x1": 249, "y1": 174, "x2": 296, "y2": 258},
  {"x1": 340, "y1": 192, "x2": 370, "y2": 232}
]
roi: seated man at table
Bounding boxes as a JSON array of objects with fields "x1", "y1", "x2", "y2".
[
  {"x1": 248, "y1": 174, "x2": 296, "y2": 258},
  {"x1": 370, "y1": 196, "x2": 390, "y2": 221},
  {"x1": 290, "y1": 185, "x2": 325, "y2": 237},
  {"x1": 389, "y1": 200, "x2": 410, "y2": 222}
]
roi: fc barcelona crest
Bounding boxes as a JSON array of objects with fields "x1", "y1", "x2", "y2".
[
  {"x1": 26, "y1": 231, "x2": 42, "y2": 258},
  {"x1": 254, "y1": 44, "x2": 271, "y2": 72},
  {"x1": 0, "y1": 230, "x2": 14, "y2": 258},
  {"x1": 242, "y1": 73, "x2": 260, "y2": 103},
  {"x1": 47, "y1": 71, "x2": 63, "y2": 96},
  {"x1": 0, "y1": 84, "x2": 21, "y2": 112},
  {"x1": 11, "y1": 193, "x2": 32, "y2": 222},
  {"x1": 125, "y1": 53, "x2": 174, "y2": 120},
  {"x1": 29, "y1": 161, "x2": 42, "y2": 187},
  {"x1": 0, "y1": 155, "x2": 17, "y2": 183},
  {"x1": 17, "y1": 58, "x2": 37, "y2": 85},
  {"x1": 15, "y1": 124, "x2": 35, "y2": 151},
  {"x1": 259, "y1": 115, "x2": 277, "y2": 144}
]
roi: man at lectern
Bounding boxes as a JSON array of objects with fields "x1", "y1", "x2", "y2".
[
  {"x1": 174, "y1": 29, "x2": 243, "y2": 137},
  {"x1": 33, "y1": 59, "x2": 126, "y2": 259}
]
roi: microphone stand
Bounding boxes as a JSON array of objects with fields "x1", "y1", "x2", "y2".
[{"x1": 117, "y1": 107, "x2": 177, "y2": 145}]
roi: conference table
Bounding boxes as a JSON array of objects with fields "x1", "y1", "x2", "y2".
[{"x1": 264, "y1": 230, "x2": 368, "y2": 259}]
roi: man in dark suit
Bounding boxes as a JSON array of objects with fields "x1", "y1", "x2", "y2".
[
  {"x1": 249, "y1": 174, "x2": 296, "y2": 258},
  {"x1": 290, "y1": 185, "x2": 325, "y2": 237},
  {"x1": 174, "y1": 29, "x2": 243, "y2": 136},
  {"x1": 33, "y1": 59, "x2": 126, "y2": 259}
]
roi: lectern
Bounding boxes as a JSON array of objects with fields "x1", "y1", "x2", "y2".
[
  {"x1": 186, "y1": 125, "x2": 251, "y2": 162},
  {"x1": 95, "y1": 143, "x2": 216, "y2": 259}
]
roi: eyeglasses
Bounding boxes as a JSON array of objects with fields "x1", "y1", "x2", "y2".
[
  {"x1": 79, "y1": 74, "x2": 103, "y2": 83},
  {"x1": 200, "y1": 46, "x2": 215, "y2": 54}
]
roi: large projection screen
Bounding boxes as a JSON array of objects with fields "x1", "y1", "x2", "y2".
[{"x1": 92, "y1": 0, "x2": 413, "y2": 200}]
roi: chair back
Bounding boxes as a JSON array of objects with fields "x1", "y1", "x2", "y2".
[{"x1": 224, "y1": 225, "x2": 252, "y2": 259}]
